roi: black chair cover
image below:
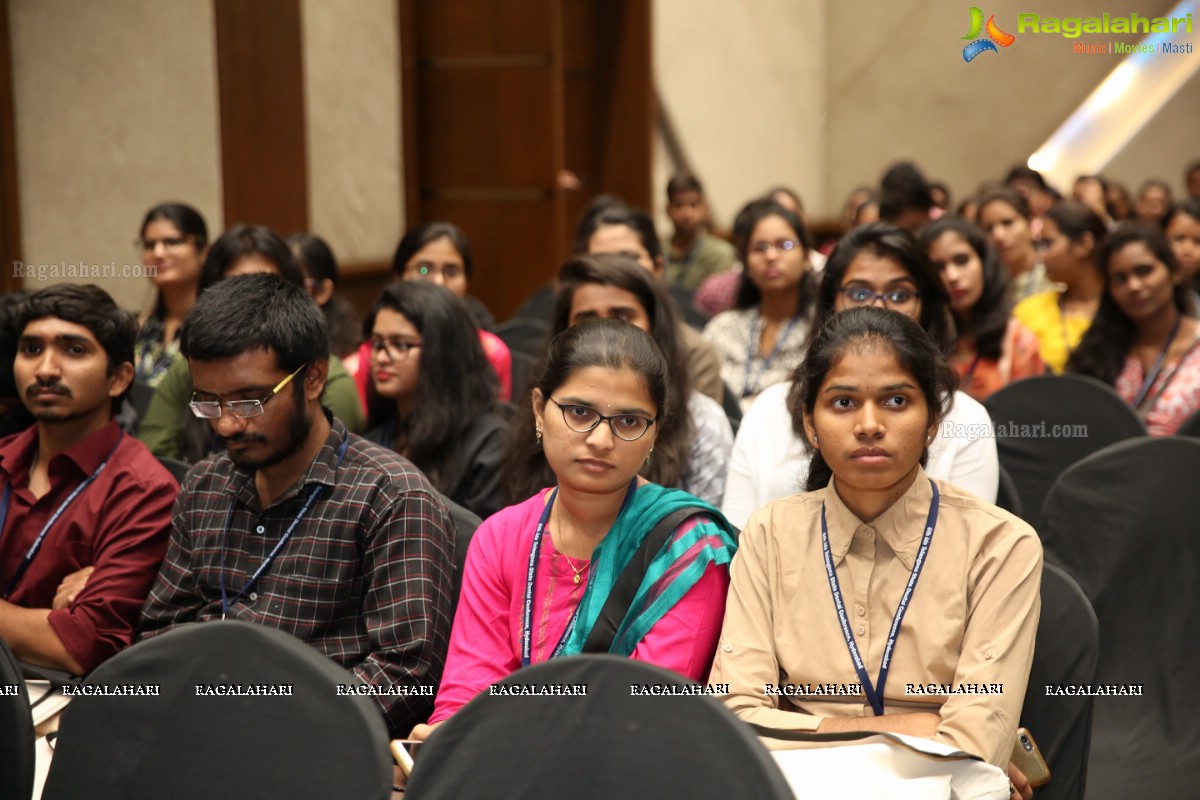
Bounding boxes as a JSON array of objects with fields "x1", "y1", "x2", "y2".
[
  {"x1": 42, "y1": 621, "x2": 391, "y2": 800},
  {"x1": 436, "y1": 491, "x2": 482, "y2": 616},
  {"x1": 405, "y1": 655, "x2": 794, "y2": 800},
  {"x1": 1039, "y1": 437, "x2": 1200, "y2": 800},
  {"x1": 155, "y1": 456, "x2": 190, "y2": 485},
  {"x1": 492, "y1": 317, "x2": 549, "y2": 360},
  {"x1": 1175, "y1": 408, "x2": 1200, "y2": 438},
  {"x1": 1019, "y1": 564, "x2": 1098, "y2": 800},
  {"x1": 984, "y1": 375, "x2": 1145, "y2": 526},
  {"x1": 995, "y1": 464, "x2": 1023, "y2": 519},
  {"x1": 0, "y1": 637, "x2": 35, "y2": 800}
]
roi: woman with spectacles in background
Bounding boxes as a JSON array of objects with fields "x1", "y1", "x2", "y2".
[
  {"x1": 343, "y1": 222, "x2": 513, "y2": 417},
  {"x1": 362, "y1": 281, "x2": 510, "y2": 520},
  {"x1": 722, "y1": 223, "x2": 999, "y2": 529},
  {"x1": 702, "y1": 198, "x2": 818, "y2": 411},
  {"x1": 134, "y1": 202, "x2": 209, "y2": 387},
  {"x1": 410, "y1": 319, "x2": 737, "y2": 739}
]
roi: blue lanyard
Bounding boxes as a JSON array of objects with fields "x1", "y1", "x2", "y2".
[
  {"x1": 1132, "y1": 313, "x2": 1182, "y2": 409},
  {"x1": 520, "y1": 479, "x2": 637, "y2": 667},
  {"x1": 742, "y1": 313, "x2": 800, "y2": 398},
  {"x1": 219, "y1": 434, "x2": 350, "y2": 618},
  {"x1": 0, "y1": 433, "x2": 125, "y2": 597},
  {"x1": 821, "y1": 479, "x2": 939, "y2": 716}
]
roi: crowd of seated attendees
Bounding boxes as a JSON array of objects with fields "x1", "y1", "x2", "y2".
[{"x1": 4, "y1": 154, "x2": 1200, "y2": 799}]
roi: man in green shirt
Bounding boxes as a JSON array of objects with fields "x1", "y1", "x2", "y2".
[{"x1": 664, "y1": 173, "x2": 736, "y2": 291}]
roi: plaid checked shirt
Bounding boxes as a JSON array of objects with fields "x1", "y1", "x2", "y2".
[{"x1": 139, "y1": 415, "x2": 454, "y2": 735}]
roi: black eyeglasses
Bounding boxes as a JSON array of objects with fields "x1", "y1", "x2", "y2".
[
  {"x1": 189, "y1": 363, "x2": 306, "y2": 419},
  {"x1": 836, "y1": 286, "x2": 921, "y2": 310},
  {"x1": 548, "y1": 398, "x2": 656, "y2": 441},
  {"x1": 369, "y1": 336, "x2": 422, "y2": 363}
]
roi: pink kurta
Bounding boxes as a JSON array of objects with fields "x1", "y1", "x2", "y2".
[
  {"x1": 1115, "y1": 334, "x2": 1200, "y2": 435},
  {"x1": 429, "y1": 490, "x2": 729, "y2": 723}
]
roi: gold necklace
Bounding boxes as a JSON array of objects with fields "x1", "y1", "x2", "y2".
[
  {"x1": 562, "y1": 554, "x2": 588, "y2": 585},
  {"x1": 553, "y1": 502, "x2": 590, "y2": 585}
]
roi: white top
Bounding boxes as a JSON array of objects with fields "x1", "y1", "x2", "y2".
[
  {"x1": 679, "y1": 390, "x2": 734, "y2": 506},
  {"x1": 721, "y1": 382, "x2": 999, "y2": 529},
  {"x1": 703, "y1": 307, "x2": 812, "y2": 413}
]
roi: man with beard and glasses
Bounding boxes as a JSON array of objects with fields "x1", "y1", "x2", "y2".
[
  {"x1": 139, "y1": 274, "x2": 454, "y2": 735},
  {"x1": 0, "y1": 285, "x2": 174, "y2": 674}
]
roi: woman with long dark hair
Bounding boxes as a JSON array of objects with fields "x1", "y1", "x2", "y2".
[
  {"x1": 411, "y1": 319, "x2": 737, "y2": 738},
  {"x1": 362, "y1": 281, "x2": 509, "y2": 519},
  {"x1": 702, "y1": 198, "x2": 818, "y2": 411},
  {"x1": 711, "y1": 306, "x2": 1041, "y2": 790},
  {"x1": 977, "y1": 189, "x2": 1053, "y2": 303},
  {"x1": 344, "y1": 222, "x2": 513, "y2": 408},
  {"x1": 505, "y1": 253, "x2": 732, "y2": 505},
  {"x1": 922, "y1": 217, "x2": 1044, "y2": 400},
  {"x1": 722, "y1": 223, "x2": 998, "y2": 529},
  {"x1": 1067, "y1": 223, "x2": 1200, "y2": 435}
]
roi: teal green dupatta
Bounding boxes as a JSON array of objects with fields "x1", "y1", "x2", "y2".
[{"x1": 559, "y1": 483, "x2": 738, "y2": 657}]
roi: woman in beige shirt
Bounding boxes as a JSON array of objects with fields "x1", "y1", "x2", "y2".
[{"x1": 710, "y1": 306, "x2": 1042, "y2": 796}]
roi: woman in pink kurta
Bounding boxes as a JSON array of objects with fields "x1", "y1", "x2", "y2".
[
  {"x1": 412, "y1": 319, "x2": 738, "y2": 736},
  {"x1": 1068, "y1": 222, "x2": 1200, "y2": 434},
  {"x1": 428, "y1": 492, "x2": 729, "y2": 722}
]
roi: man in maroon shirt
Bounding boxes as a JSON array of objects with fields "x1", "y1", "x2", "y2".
[{"x1": 0, "y1": 284, "x2": 175, "y2": 674}]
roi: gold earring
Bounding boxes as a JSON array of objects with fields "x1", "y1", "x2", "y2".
[
  {"x1": 536, "y1": 426, "x2": 543, "y2": 446},
  {"x1": 812, "y1": 435, "x2": 819, "y2": 448},
  {"x1": 645, "y1": 447, "x2": 653, "y2": 465}
]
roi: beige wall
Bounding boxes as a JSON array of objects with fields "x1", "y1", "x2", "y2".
[
  {"x1": 1104, "y1": 71, "x2": 1200, "y2": 201},
  {"x1": 655, "y1": 0, "x2": 1198, "y2": 219},
  {"x1": 9, "y1": 0, "x2": 1196, "y2": 307},
  {"x1": 302, "y1": 0, "x2": 404, "y2": 268},
  {"x1": 824, "y1": 0, "x2": 1197, "y2": 214},
  {"x1": 11, "y1": 0, "x2": 404, "y2": 307},
  {"x1": 11, "y1": 0, "x2": 223, "y2": 309},
  {"x1": 653, "y1": 0, "x2": 826, "y2": 231}
]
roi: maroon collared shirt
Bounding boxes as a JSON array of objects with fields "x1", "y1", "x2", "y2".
[{"x1": 0, "y1": 419, "x2": 176, "y2": 673}]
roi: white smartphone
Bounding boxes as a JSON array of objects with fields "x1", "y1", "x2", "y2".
[{"x1": 390, "y1": 739, "x2": 423, "y2": 777}]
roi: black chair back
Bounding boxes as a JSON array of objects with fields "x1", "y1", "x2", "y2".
[
  {"x1": 42, "y1": 621, "x2": 392, "y2": 800},
  {"x1": 995, "y1": 464, "x2": 1023, "y2": 518},
  {"x1": 0, "y1": 637, "x2": 35, "y2": 800},
  {"x1": 984, "y1": 375, "x2": 1145, "y2": 526},
  {"x1": 155, "y1": 457, "x2": 190, "y2": 485},
  {"x1": 1019, "y1": 563, "x2": 1098, "y2": 800},
  {"x1": 492, "y1": 317, "x2": 549, "y2": 359},
  {"x1": 509, "y1": 349, "x2": 539, "y2": 404},
  {"x1": 405, "y1": 655, "x2": 794, "y2": 800},
  {"x1": 436, "y1": 492, "x2": 482, "y2": 616},
  {"x1": 1175, "y1": 408, "x2": 1200, "y2": 438},
  {"x1": 1039, "y1": 437, "x2": 1200, "y2": 799}
]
